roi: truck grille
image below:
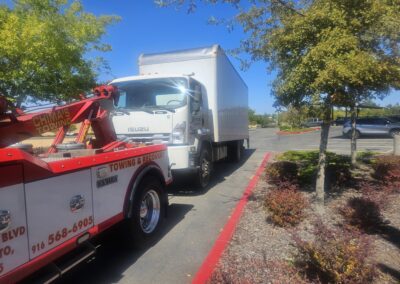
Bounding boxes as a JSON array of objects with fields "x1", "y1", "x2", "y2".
[{"x1": 120, "y1": 133, "x2": 171, "y2": 143}]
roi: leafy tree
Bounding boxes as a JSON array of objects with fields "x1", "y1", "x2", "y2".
[
  {"x1": 158, "y1": 0, "x2": 400, "y2": 210},
  {"x1": 0, "y1": 0, "x2": 119, "y2": 107}
]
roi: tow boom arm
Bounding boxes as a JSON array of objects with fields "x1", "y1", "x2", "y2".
[{"x1": 0, "y1": 85, "x2": 120, "y2": 151}]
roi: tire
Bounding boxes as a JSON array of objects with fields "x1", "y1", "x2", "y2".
[
  {"x1": 345, "y1": 130, "x2": 360, "y2": 139},
  {"x1": 128, "y1": 176, "x2": 165, "y2": 246},
  {"x1": 228, "y1": 140, "x2": 243, "y2": 163},
  {"x1": 390, "y1": 129, "x2": 400, "y2": 138},
  {"x1": 195, "y1": 147, "x2": 212, "y2": 189}
]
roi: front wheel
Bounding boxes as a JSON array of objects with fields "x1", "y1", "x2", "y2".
[
  {"x1": 128, "y1": 176, "x2": 165, "y2": 245},
  {"x1": 195, "y1": 148, "x2": 212, "y2": 189}
]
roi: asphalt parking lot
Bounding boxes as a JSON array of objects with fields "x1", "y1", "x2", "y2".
[
  {"x1": 262, "y1": 126, "x2": 394, "y2": 154},
  {"x1": 55, "y1": 127, "x2": 394, "y2": 284}
]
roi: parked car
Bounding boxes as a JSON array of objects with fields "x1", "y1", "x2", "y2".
[
  {"x1": 342, "y1": 117, "x2": 400, "y2": 138},
  {"x1": 303, "y1": 118, "x2": 323, "y2": 127},
  {"x1": 333, "y1": 117, "x2": 349, "y2": 126},
  {"x1": 388, "y1": 115, "x2": 400, "y2": 123}
]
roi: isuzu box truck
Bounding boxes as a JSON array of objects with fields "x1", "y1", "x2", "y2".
[{"x1": 111, "y1": 45, "x2": 249, "y2": 188}]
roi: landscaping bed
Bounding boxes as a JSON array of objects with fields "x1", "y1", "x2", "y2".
[
  {"x1": 210, "y1": 151, "x2": 400, "y2": 283},
  {"x1": 277, "y1": 127, "x2": 320, "y2": 135}
]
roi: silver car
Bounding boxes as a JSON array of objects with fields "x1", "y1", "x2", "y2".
[{"x1": 343, "y1": 117, "x2": 400, "y2": 138}]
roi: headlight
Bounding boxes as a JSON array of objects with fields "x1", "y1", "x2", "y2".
[{"x1": 171, "y1": 122, "x2": 186, "y2": 144}]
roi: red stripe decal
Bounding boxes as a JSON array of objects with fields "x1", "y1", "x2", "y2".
[
  {"x1": 192, "y1": 152, "x2": 271, "y2": 284},
  {"x1": 97, "y1": 212, "x2": 124, "y2": 233}
]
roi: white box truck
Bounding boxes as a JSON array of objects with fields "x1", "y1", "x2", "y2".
[{"x1": 111, "y1": 45, "x2": 249, "y2": 187}]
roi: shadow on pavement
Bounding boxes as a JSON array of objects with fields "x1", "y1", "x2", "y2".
[
  {"x1": 332, "y1": 135, "x2": 392, "y2": 140},
  {"x1": 168, "y1": 148, "x2": 256, "y2": 197},
  {"x1": 378, "y1": 263, "x2": 400, "y2": 282},
  {"x1": 54, "y1": 203, "x2": 193, "y2": 284}
]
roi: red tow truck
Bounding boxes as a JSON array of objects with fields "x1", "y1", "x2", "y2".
[{"x1": 0, "y1": 86, "x2": 171, "y2": 283}]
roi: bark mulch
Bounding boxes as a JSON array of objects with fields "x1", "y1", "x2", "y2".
[{"x1": 210, "y1": 157, "x2": 400, "y2": 284}]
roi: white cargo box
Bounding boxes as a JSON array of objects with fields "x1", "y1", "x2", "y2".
[{"x1": 139, "y1": 45, "x2": 249, "y2": 143}]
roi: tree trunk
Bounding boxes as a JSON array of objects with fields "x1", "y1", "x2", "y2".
[
  {"x1": 315, "y1": 106, "x2": 331, "y2": 212},
  {"x1": 350, "y1": 106, "x2": 357, "y2": 165},
  {"x1": 394, "y1": 134, "x2": 400, "y2": 156}
]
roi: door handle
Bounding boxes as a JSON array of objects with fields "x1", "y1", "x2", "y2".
[{"x1": 0, "y1": 210, "x2": 11, "y2": 233}]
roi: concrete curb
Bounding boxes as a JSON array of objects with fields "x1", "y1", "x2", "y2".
[{"x1": 192, "y1": 152, "x2": 272, "y2": 284}]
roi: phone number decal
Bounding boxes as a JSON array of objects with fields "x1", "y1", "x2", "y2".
[{"x1": 31, "y1": 216, "x2": 93, "y2": 255}]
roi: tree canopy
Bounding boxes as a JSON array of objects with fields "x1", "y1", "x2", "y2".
[
  {"x1": 158, "y1": 0, "x2": 400, "y2": 207},
  {"x1": 0, "y1": 0, "x2": 119, "y2": 107}
]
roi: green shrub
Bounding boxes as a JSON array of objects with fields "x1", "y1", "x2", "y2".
[
  {"x1": 277, "y1": 151, "x2": 352, "y2": 187},
  {"x1": 357, "y1": 151, "x2": 378, "y2": 164}
]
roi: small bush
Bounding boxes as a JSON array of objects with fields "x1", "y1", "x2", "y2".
[
  {"x1": 274, "y1": 180, "x2": 300, "y2": 191},
  {"x1": 264, "y1": 187, "x2": 308, "y2": 227},
  {"x1": 293, "y1": 221, "x2": 376, "y2": 284},
  {"x1": 265, "y1": 161, "x2": 298, "y2": 184},
  {"x1": 209, "y1": 260, "x2": 307, "y2": 284},
  {"x1": 326, "y1": 163, "x2": 352, "y2": 188},
  {"x1": 372, "y1": 156, "x2": 400, "y2": 191},
  {"x1": 339, "y1": 197, "x2": 384, "y2": 232}
]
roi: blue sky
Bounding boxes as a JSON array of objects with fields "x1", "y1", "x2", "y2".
[{"x1": 84, "y1": 1, "x2": 397, "y2": 114}]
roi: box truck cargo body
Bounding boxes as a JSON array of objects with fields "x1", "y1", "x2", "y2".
[{"x1": 111, "y1": 45, "x2": 249, "y2": 187}]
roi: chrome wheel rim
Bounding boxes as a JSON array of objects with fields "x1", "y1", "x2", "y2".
[
  {"x1": 201, "y1": 157, "x2": 210, "y2": 180},
  {"x1": 139, "y1": 190, "x2": 160, "y2": 234}
]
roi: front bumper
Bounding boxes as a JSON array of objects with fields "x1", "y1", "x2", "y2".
[{"x1": 168, "y1": 145, "x2": 192, "y2": 170}]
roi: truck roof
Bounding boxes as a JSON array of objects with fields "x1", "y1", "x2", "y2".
[
  {"x1": 138, "y1": 44, "x2": 247, "y2": 88},
  {"x1": 110, "y1": 74, "x2": 191, "y2": 84},
  {"x1": 139, "y1": 45, "x2": 221, "y2": 66}
]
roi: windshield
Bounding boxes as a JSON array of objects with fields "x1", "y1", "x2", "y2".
[{"x1": 112, "y1": 77, "x2": 188, "y2": 110}]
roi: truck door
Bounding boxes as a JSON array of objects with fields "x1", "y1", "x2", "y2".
[
  {"x1": 0, "y1": 165, "x2": 29, "y2": 278},
  {"x1": 25, "y1": 170, "x2": 93, "y2": 259},
  {"x1": 189, "y1": 82, "x2": 204, "y2": 135}
]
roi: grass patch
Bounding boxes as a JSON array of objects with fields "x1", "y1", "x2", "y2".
[
  {"x1": 279, "y1": 126, "x2": 317, "y2": 132},
  {"x1": 276, "y1": 150, "x2": 352, "y2": 187}
]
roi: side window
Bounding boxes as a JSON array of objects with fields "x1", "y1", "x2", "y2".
[
  {"x1": 374, "y1": 118, "x2": 386, "y2": 125},
  {"x1": 117, "y1": 90, "x2": 127, "y2": 108},
  {"x1": 190, "y1": 82, "x2": 202, "y2": 113}
]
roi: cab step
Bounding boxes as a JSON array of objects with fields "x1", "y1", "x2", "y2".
[{"x1": 22, "y1": 241, "x2": 98, "y2": 284}]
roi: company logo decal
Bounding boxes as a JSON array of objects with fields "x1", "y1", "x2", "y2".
[
  {"x1": 128, "y1": 127, "x2": 149, "y2": 132},
  {"x1": 33, "y1": 109, "x2": 71, "y2": 133},
  {"x1": 108, "y1": 152, "x2": 164, "y2": 173},
  {"x1": 97, "y1": 175, "x2": 118, "y2": 188}
]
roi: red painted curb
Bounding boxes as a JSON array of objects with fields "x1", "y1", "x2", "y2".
[
  {"x1": 277, "y1": 127, "x2": 320, "y2": 135},
  {"x1": 192, "y1": 152, "x2": 272, "y2": 284}
]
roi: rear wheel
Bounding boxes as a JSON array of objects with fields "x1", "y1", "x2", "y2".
[
  {"x1": 390, "y1": 129, "x2": 400, "y2": 138},
  {"x1": 228, "y1": 140, "x2": 243, "y2": 162},
  {"x1": 128, "y1": 176, "x2": 165, "y2": 245},
  {"x1": 195, "y1": 148, "x2": 212, "y2": 189}
]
